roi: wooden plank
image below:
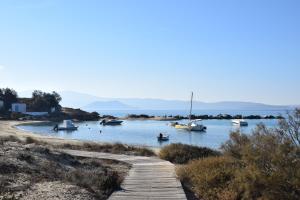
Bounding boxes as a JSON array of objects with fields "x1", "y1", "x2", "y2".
[{"x1": 61, "y1": 149, "x2": 187, "y2": 200}]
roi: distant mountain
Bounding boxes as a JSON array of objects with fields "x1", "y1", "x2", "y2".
[
  {"x1": 56, "y1": 91, "x2": 295, "y2": 111},
  {"x1": 83, "y1": 101, "x2": 136, "y2": 111},
  {"x1": 59, "y1": 91, "x2": 103, "y2": 108}
]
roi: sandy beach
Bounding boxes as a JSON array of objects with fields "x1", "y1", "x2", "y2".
[
  {"x1": 0, "y1": 120, "x2": 87, "y2": 146},
  {"x1": 0, "y1": 120, "x2": 161, "y2": 154}
]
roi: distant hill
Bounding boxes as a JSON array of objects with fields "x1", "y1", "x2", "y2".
[
  {"x1": 83, "y1": 101, "x2": 136, "y2": 111},
  {"x1": 55, "y1": 91, "x2": 296, "y2": 111}
]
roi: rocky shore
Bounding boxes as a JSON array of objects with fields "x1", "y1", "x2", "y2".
[{"x1": 120, "y1": 113, "x2": 283, "y2": 121}]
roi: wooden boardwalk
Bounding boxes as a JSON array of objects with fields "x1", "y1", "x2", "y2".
[{"x1": 62, "y1": 150, "x2": 187, "y2": 200}]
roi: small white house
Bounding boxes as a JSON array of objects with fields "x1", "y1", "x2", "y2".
[
  {"x1": 0, "y1": 100, "x2": 3, "y2": 109},
  {"x1": 11, "y1": 103, "x2": 27, "y2": 113}
]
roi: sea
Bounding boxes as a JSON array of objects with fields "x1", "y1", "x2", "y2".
[{"x1": 17, "y1": 109, "x2": 289, "y2": 150}]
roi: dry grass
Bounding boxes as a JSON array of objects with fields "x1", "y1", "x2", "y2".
[
  {"x1": 159, "y1": 143, "x2": 220, "y2": 164},
  {"x1": 0, "y1": 137, "x2": 130, "y2": 200},
  {"x1": 60, "y1": 142, "x2": 155, "y2": 156},
  {"x1": 177, "y1": 156, "x2": 239, "y2": 200},
  {"x1": 19, "y1": 135, "x2": 155, "y2": 157}
]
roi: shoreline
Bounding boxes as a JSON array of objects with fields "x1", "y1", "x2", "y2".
[
  {"x1": 0, "y1": 120, "x2": 161, "y2": 154},
  {"x1": 0, "y1": 120, "x2": 86, "y2": 146}
]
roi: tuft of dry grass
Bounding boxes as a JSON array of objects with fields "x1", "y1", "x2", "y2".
[
  {"x1": 159, "y1": 143, "x2": 220, "y2": 164},
  {"x1": 60, "y1": 142, "x2": 155, "y2": 157},
  {"x1": 0, "y1": 135, "x2": 21, "y2": 144}
]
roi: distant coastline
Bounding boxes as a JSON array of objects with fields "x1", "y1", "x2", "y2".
[{"x1": 117, "y1": 113, "x2": 283, "y2": 121}]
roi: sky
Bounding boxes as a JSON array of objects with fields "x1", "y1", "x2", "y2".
[{"x1": 0, "y1": 0, "x2": 299, "y2": 105}]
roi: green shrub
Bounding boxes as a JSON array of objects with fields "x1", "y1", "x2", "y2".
[
  {"x1": 159, "y1": 143, "x2": 220, "y2": 164},
  {"x1": 177, "y1": 156, "x2": 239, "y2": 200},
  {"x1": 223, "y1": 127, "x2": 300, "y2": 200},
  {"x1": 179, "y1": 120, "x2": 300, "y2": 200}
]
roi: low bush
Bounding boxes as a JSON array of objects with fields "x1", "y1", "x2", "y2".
[
  {"x1": 159, "y1": 143, "x2": 220, "y2": 164},
  {"x1": 61, "y1": 142, "x2": 155, "y2": 156},
  {"x1": 177, "y1": 156, "x2": 239, "y2": 200},
  {"x1": 65, "y1": 168, "x2": 121, "y2": 198},
  {"x1": 0, "y1": 135, "x2": 21, "y2": 144},
  {"x1": 178, "y1": 110, "x2": 300, "y2": 200},
  {"x1": 25, "y1": 136, "x2": 38, "y2": 144}
]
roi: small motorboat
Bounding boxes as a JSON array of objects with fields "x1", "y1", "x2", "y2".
[
  {"x1": 100, "y1": 119, "x2": 123, "y2": 126},
  {"x1": 157, "y1": 133, "x2": 169, "y2": 141},
  {"x1": 53, "y1": 120, "x2": 78, "y2": 131},
  {"x1": 232, "y1": 119, "x2": 248, "y2": 126}
]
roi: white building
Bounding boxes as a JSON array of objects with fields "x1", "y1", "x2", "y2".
[
  {"x1": 0, "y1": 100, "x2": 3, "y2": 109},
  {"x1": 11, "y1": 103, "x2": 27, "y2": 113}
]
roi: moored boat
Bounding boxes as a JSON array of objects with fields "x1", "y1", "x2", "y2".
[
  {"x1": 188, "y1": 119, "x2": 207, "y2": 131},
  {"x1": 174, "y1": 92, "x2": 207, "y2": 132},
  {"x1": 232, "y1": 119, "x2": 248, "y2": 126},
  {"x1": 100, "y1": 119, "x2": 123, "y2": 126},
  {"x1": 53, "y1": 120, "x2": 78, "y2": 131},
  {"x1": 157, "y1": 133, "x2": 169, "y2": 141},
  {"x1": 175, "y1": 120, "x2": 206, "y2": 131}
]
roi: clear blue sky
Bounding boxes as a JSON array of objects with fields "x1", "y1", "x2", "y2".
[{"x1": 0, "y1": 0, "x2": 299, "y2": 105}]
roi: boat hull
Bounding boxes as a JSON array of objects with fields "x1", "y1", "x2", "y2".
[
  {"x1": 232, "y1": 120, "x2": 248, "y2": 126},
  {"x1": 101, "y1": 120, "x2": 123, "y2": 126},
  {"x1": 175, "y1": 124, "x2": 189, "y2": 129},
  {"x1": 175, "y1": 124, "x2": 206, "y2": 132},
  {"x1": 57, "y1": 127, "x2": 78, "y2": 131},
  {"x1": 157, "y1": 135, "x2": 169, "y2": 141}
]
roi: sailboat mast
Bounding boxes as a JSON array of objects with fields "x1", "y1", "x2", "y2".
[{"x1": 189, "y1": 92, "x2": 193, "y2": 121}]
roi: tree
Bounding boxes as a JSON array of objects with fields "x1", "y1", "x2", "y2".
[
  {"x1": 277, "y1": 108, "x2": 300, "y2": 147},
  {"x1": 30, "y1": 90, "x2": 62, "y2": 112},
  {"x1": 0, "y1": 88, "x2": 18, "y2": 111}
]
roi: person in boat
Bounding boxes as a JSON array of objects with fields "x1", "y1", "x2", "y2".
[
  {"x1": 159, "y1": 133, "x2": 163, "y2": 139},
  {"x1": 53, "y1": 124, "x2": 58, "y2": 131}
]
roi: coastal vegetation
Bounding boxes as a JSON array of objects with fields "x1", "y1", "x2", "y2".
[
  {"x1": 49, "y1": 107, "x2": 100, "y2": 121},
  {"x1": 0, "y1": 135, "x2": 130, "y2": 200},
  {"x1": 159, "y1": 143, "x2": 220, "y2": 164},
  {"x1": 15, "y1": 135, "x2": 155, "y2": 157},
  {"x1": 0, "y1": 88, "x2": 18, "y2": 111},
  {"x1": 176, "y1": 108, "x2": 300, "y2": 200},
  {"x1": 60, "y1": 142, "x2": 155, "y2": 157},
  {"x1": 22, "y1": 90, "x2": 62, "y2": 112},
  {"x1": 123, "y1": 113, "x2": 283, "y2": 120},
  {"x1": 0, "y1": 88, "x2": 100, "y2": 121}
]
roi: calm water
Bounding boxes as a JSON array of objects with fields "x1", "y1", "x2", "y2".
[{"x1": 18, "y1": 119, "x2": 278, "y2": 149}]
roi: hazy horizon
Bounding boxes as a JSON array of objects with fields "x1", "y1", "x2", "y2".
[
  {"x1": 1, "y1": 0, "x2": 299, "y2": 105},
  {"x1": 15, "y1": 90, "x2": 298, "y2": 107}
]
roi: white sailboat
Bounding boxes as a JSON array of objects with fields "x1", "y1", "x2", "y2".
[{"x1": 175, "y1": 92, "x2": 207, "y2": 132}]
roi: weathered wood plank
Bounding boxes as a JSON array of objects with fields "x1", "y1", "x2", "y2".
[{"x1": 61, "y1": 149, "x2": 187, "y2": 200}]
